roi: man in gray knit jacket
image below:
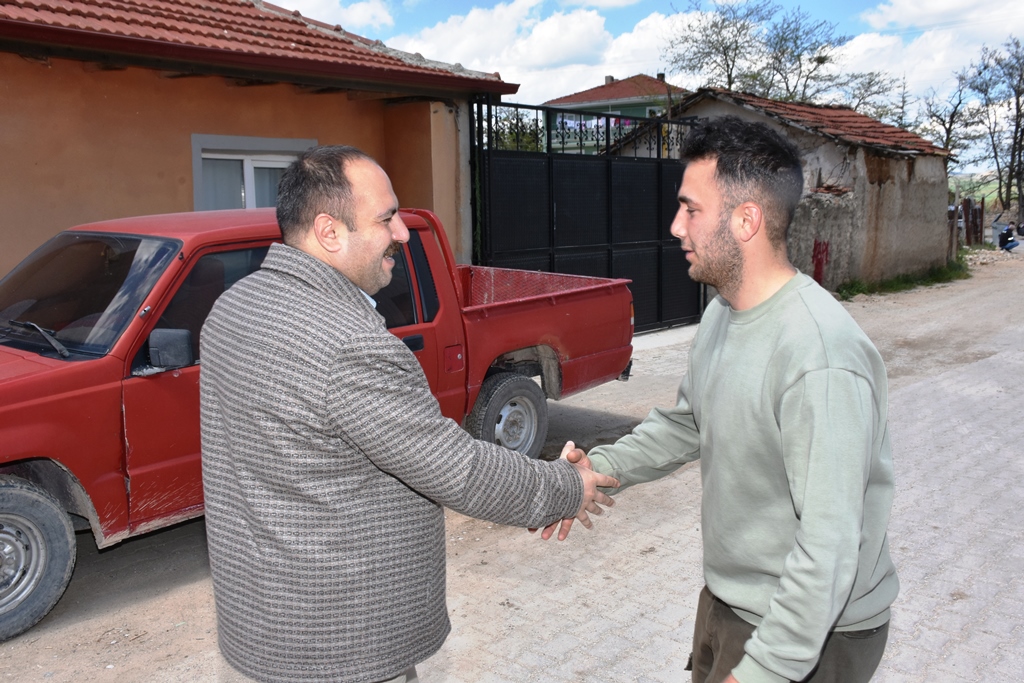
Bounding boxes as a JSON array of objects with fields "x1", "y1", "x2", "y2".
[{"x1": 199, "y1": 145, "x2": 618, "y2": 683}]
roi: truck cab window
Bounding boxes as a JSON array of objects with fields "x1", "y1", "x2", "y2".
[
  {"x1": 373, "y1": 248, "x2": 417, "y2": 329},
  {"x1": 133, "y1": 246, "x2": 268, "y2": 371},
  {"x1": 408, "y1": 231, "x2": 439, "y2": 323}
]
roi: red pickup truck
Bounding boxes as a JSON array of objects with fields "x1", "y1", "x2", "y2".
[{"x1": 0, "y1": 207, "x2": 633, "y2": 640}]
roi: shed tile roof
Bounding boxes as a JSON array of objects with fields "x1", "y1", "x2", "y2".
[
  {"x1": 0, "y1": 0, "x2": 516, "y2": 94},
  {"x1": 545, "y1": 74, "x2": 686, "y2": 106},
  {"x1": 679, "y1": 88, "x2": 946, "y2": 156}
]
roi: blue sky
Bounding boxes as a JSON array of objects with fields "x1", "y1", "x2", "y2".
[{"x1": 284, "y1": 0, "x2": 1024, "y2": 104}]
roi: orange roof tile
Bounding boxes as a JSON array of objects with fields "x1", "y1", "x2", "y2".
[
  {"x1": 0, "y1": 0, "x2": 516, "y2": 94},
  {"x1": 678, "y1": 88, "x2": 945, "y2": 156},
  {"x1": 545, "y1": 74, "x2": 686, "y2": 106}
]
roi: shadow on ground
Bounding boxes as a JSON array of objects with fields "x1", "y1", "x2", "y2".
[{"x1": 32, "y1": 517, "x2": 210, "y2": 635}]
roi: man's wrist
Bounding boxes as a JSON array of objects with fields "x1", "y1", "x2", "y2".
[{"x1": 731, "y1": 654, "x2": 788, "y2": 683}]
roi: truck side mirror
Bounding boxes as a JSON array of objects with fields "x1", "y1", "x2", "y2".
[{"x1": 149, "y1": 328, "x2": 194, "y2": 369}]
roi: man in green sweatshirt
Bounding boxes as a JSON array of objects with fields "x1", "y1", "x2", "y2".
[{"x1": 549, "y1": 116, "x2": 899, "y2": 683}]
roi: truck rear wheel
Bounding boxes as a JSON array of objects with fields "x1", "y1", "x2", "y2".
[
  {"x1": 0, "y1": 477, "x2": 76, "y2": 642},
  {"x1": 466, "y1": 372, "x2": 548, "y2": 459}
]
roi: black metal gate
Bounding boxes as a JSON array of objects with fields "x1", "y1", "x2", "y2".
[{"x1": 470, "y1": 96, "x2": 703, "y2": 332}]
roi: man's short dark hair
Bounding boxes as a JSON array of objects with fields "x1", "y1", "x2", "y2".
[
  {"x1": 276, "y1": 145, "x2": 375, "y2": 245},
  {"x1": 679, "y1": 116, "x2": 804, "y2": 248}
]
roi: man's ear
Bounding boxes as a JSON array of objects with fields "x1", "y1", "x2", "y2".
[
  {"x1": 311, "y1": 213, "x2": 343, "y2": 254},
  {"x1": 733, "y1": 202, "x2": 763, "y2": 244}
]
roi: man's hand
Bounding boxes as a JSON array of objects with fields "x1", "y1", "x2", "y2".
[{"x1": 533, "y1": 441, "x2": 617, "y2": 541}]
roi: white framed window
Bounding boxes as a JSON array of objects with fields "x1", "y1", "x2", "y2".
[
  {"x1": 201, "y1": 154, "x2": 293, "y2": 209},
  {"x1": 192, "y1": 134, "x2": 316, "y2": 211}
]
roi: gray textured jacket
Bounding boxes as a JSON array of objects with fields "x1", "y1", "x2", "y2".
[{"x1": 200, "y1": 243, "x2": 583, "y2": 682}]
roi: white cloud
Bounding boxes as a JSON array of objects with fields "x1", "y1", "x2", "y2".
[
  {"x1": 861, "y1": 0, "x2": 992, "y2": 32},
  {"x1": 388, "y1": 4, "x2": 683, "y2": 103},
  {"x1": 507, "y1": 11, "x2": 688, "y2": 103},
  {"x1": 839, "y1": 0, "x2": 1024, "y2": 102},
  {"x1": 837, "y1": 30, "x2": 953, "y2": 97},
  {"x1": 387, "y1": 0, "x2": 543, "y2": 70},
  {"x1": 604, "y1": 12, "x2": 679, "y2": 78},
  {"x1": 510, "y1": 10, "x2": 611, "y2": 68},
  {"x1": 281, "y1": 0, "x2": 394, "y2": 30},
  {"x1": 561, "y1": 0, "x2": 642, "y2": 8}
]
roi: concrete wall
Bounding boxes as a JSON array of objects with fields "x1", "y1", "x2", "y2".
[
  {"x1": 788, "y1": 150, "x2": 948, "y2": 289},
  {"x1": 849, "y1": 151, "x2": 948, "y2": 282},
  {"x1": 0, "y1": 51, "x2": 471, "y2": 274}
]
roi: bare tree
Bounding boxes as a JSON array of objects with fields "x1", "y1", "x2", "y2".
[
  {"x1": 920, "y1": 70, "x2": 983, "y2": 172},
  {"x1": 756, "y1": 7, "x2": 850, "y2": 102},
  {"x1": 663, "y1": 0, "x2": 777, "y2": 91},
  {"x1": 969, "y1": 36, "x2": 1024, "y2": 222},
  {"x1": 889, "y1": 77, "x2": 920, "y2": 130},
  {"x1": 836, "y1": 71, "x2": 900, "y2": 120},
  {"x1": 664, "y1": 1, "x2": 898, "y2": 124}
]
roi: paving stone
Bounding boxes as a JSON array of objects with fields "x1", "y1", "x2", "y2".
[{"x1": 419, "y1": 322, "x2": 1024, "y2": 682}]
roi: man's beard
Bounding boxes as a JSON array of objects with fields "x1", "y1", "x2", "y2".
[{"x1": 689, "y1": 211, "x2": 743, "y2": 294}]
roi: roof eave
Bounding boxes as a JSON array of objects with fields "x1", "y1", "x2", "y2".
[
  {"x1": 0, "y1": 18, "x2": 518, "y2": 95},
  {"x1": 548, "y1": 94, "x2": 675, "y2": 108},
  {"x1": 682, "y1": 90, "x2": 945, "y2": 158}
]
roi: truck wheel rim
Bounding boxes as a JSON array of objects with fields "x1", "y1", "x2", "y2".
[
  {"x1": 494, "y1": 395, "x2": 537, "y2": 452},
  {"x1": 0, "y1": 515, "x2": 48, "y2": 613}
]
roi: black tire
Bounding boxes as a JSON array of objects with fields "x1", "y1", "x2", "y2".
[
  {"x1": 465, "y1": 372, "x2": 548, "y2": 459},
  {"x1": 0, "y1": 477, "x2": 76, "y2": 642}
]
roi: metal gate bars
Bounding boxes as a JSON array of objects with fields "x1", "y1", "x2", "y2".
[{"x1": 470, "y1": 94, "x2": 704, "y2": 332}]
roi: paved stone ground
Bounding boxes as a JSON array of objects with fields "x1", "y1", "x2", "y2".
[
  {"x1": 418, "y1": 286, "x2": 1024, "y2": 681},
  {"x1": 3, "y1": 259, "x2": 1023, "y2": 681}
]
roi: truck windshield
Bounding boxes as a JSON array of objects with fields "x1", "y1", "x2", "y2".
[{"x1": 0, "y1": 232, "x2": 180, "y2": 358}]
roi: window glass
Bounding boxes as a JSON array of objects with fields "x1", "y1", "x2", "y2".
[
  {"x1": 254, "y1": 167, "x2": 286, "y2": 208},
  {"x1": 199, "y1": 154, "x2": 293, "y2": 210},
  {"x1": 139, "y1": 246, "x2": 269, "y2": 368},
  {"x1": 0, "y1": 233, "x2": 180, "y2": 358},
  {"x1": 202, "y1": 158, "x2": 245, "y2": 210},
  {"x1": 372, "y1": 248, "x2": 417, "y2": 329},
  {"x1": 408, "y1": 231, "x2": 439, "y2": 323}
]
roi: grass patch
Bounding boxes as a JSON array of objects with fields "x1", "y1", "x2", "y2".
[{"x1": 835, "y1": 255, "x2": 971, "y2": 301}]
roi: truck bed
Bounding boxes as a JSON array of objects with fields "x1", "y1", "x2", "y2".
[
  {"x1": 456, "y1": 265, "x2": 628, "y2": 309},
  {"x1": 454, "y1": 265, "x2": 633, "y2": 401}
]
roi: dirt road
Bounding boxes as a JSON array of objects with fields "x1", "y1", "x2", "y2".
[{"x1": 2, "y1": 251, "x2": 1021, "y2": 681}]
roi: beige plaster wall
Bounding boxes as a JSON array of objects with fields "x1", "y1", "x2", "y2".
[
  {"x1": 379, "y1": 99, "x2": 470, "y2": 262},
  {"x1": 0, "y1": 51, "x2": 454, "y2": 275},
  {"x1": 430, "y1": 100, "x2": 471, "y2": 263},
  {"x1": 383, "y1": 100, "x2": 434, "y2": 214},
  {"x1": 851, "y1": 151, "x2": 948, "y2": 282}
]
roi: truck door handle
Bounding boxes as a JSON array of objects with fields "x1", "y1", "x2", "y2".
[{"x1": 402, "y1": 334, "x2": 424, "y2": 352}]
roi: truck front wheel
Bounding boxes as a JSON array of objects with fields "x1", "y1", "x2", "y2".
[
  {"x1": 0, "y1": 477, "x2": 76, "y2": 642},
  {"x1": 466, "y1": 373, "x2": 548, "y2": 459}
]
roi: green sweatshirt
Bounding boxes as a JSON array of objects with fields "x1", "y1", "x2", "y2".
[{"x1": 589, "y1": 273, "x2": 899, "y2": 683}]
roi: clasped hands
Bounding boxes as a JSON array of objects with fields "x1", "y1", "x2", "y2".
[{"x1": 530, "y1": 440, "x2": 616, "y2": 541}]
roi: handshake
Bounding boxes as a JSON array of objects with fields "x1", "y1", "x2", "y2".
[{"x1": 531, "y1": 440, "x2": 618, "y2": 542}]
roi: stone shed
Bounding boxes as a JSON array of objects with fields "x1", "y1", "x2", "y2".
[{"x1": 669, "y1": 89, "x2": 950, "y2": 290}]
